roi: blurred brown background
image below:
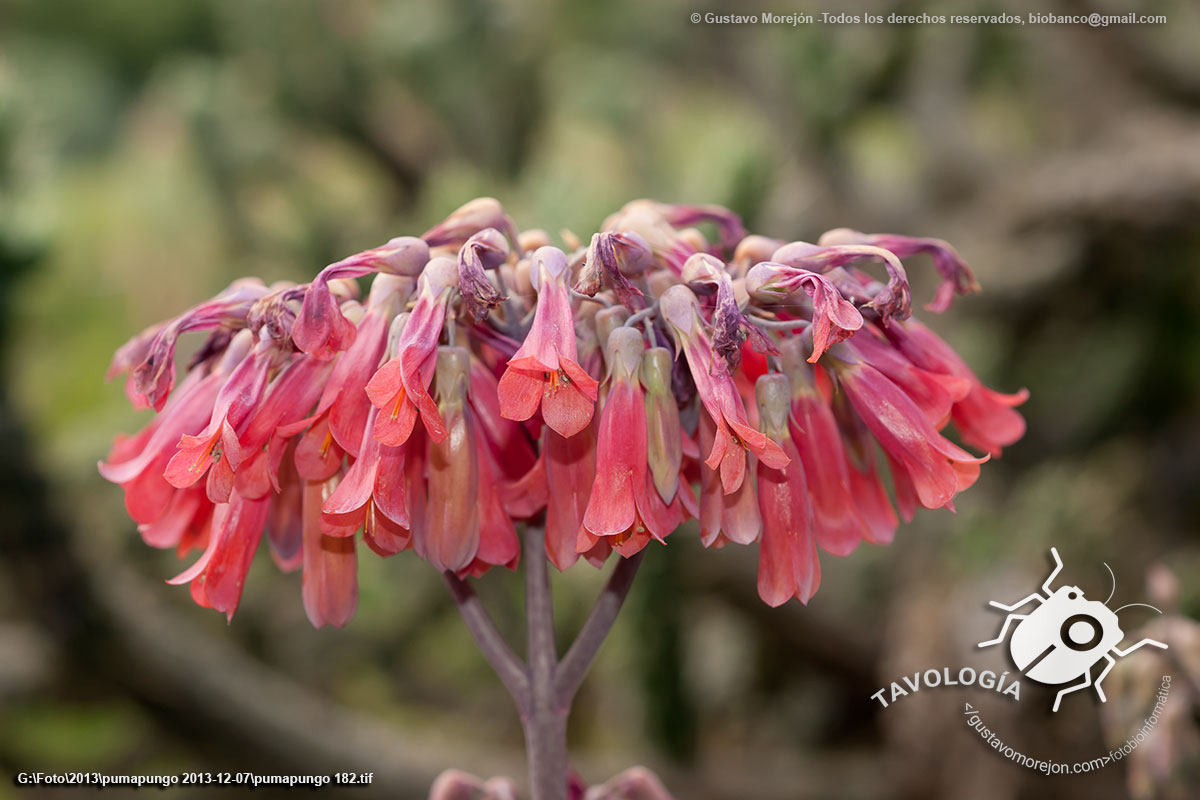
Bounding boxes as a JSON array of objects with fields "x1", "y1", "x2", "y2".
[{"x1": 1, "y1": 0, "x2": 1198, "y2": 798}]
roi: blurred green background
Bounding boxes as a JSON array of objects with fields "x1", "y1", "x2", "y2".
[{"x1": 2, "y1": 0, "x2": 1199, "y2": 798}]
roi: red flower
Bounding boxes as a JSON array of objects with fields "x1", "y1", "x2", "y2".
[
  {"x1": 497, "y1": 247, "x2": 600, "y2": 438},
  {"x1": 101, "y1": 196, "x2": 1028, "y2": 621},
  {"x1": 846, "y1": 328, "x2": 971, "y2": 430},
  {"x1": 755, "y1": 374, "x2": 820, "y2": 606},
  {"x1": 320, "y1": 405, "x2": 411, "y2": 551},
  {"x1": 888, "y1": 319, "x2": 1028, "y2": 456},
  {"x1": 581, "y1": 327, "x2": 672, "y2": 557},
  {"x1": 302, "y1": 479, "x2": 358, "y2": 628},
  {"x1": 659, "y1": 284, "x2": 788, "y2": 495},
  {"x1": 778, "y1": 339, "x2": 868, "y2": 555},
  {"x1": 292, "y1": 236, "x2": 428, "y2": 359},
  {"x1": 832, "y1": 350, "x2": 987, "y2": 512},
  {"x1": 365, "y1": 257, "x2": 458, "y2": 446},
  {"x1": 167, "y1": 489, "x2": 271, "y2": 621},
  {"x1": 163, "y1": 331, "x2": 277, "y2": 503}
]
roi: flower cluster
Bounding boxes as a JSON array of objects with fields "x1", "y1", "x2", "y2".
[{"x1": 102, "y1": 198, "x2": 1027, "y2": 624}]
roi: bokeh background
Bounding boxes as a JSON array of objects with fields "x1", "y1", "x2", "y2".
[{"x1": 2, "y1": 0, "x2": 1199, "y2": 798}]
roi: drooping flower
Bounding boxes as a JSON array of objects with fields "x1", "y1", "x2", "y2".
[
  {"x1": 819, "y1": 228, "x2": 979, "y2": 313},
  {"x1": 302, "y1": 478, "x2": 358, "y2": 628},
  {"x1": 167, "y1": 488, "x2": 271, "y2": 621},
  {"x1": 163, "y1": 330, "x2": 280, "y2": 503},
  {"x1": 497, "y1": 247, "x2": 600, "y2": 438},
  {"x1": 659, "y1": 284, "x2": 788, "y2": 495},
  {"x1": 886, "y1": 318, "x2": 1028, "y2": 456},
  {"x1": 754, "y1": 373, "x2": 820, "y2": 606},
  {"x1": 365, "y1": 257, "x2": 458, "y2": 446},
  {"x1": 421, "y1": 346, "x2": 481, "y2": 573},
  {"x1": 580, "y1": 327, "x2": 672, "y2": 557},
  {"x1": 778, "y1": 338, "x2": 868, "y2": 555},
  {"x1": 120, "y1": 279, "x2": 270, "y2": 411},
  {"x1": 292, "y1": 236, "x2": 428, "y2": 359},
  {"x1": 828, "y1": 344, "x2": 988, "y2": 512},
  {"x1": 319, "y1": 404, "x2": 411, "y2": 552}
]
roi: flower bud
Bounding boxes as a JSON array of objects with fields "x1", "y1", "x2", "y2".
[
  {"x1": 425, "y1": 345, "x2": 479, "y2": 572},
  {"x1": 733, "y1": 235, "x2": 784, "y2": 268},
  {"x1": 642, "y1": 347, "x2": 682, "y2": 504},
  {"x1": 423, "y1": 197, "x2": 517, "y2": 248},
  {"x1": 594, "y1": 306, "x2": 631, "y2": 358},
  {"x1": 755, "y1": 373, "x2": 792, "y2": 441},
  {"x1": 604, "y1": 326, "x2": 644, "y2": 381},
  {"x1": 517, "y1": 228, "x2": 552, "y2": 253}
]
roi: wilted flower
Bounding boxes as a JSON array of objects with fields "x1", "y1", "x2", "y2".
[{"x1": 102, "y1": 198, "x2": 1027, "y2": 621}]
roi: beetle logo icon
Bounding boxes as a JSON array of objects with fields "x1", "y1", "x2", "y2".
[{"x1": 979, "y1": 548, "x2": 1167, "y2": 712}]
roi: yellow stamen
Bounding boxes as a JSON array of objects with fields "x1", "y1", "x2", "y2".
[
  {"x1": 319, "y1": 429, "x2": 334, "y2": 458},
  {"x1": 191, "y1": 441, "x2": 217, "y2": 473},
  {"x1": 390, "y1": 386, "x2": 407, "y2": 421}
]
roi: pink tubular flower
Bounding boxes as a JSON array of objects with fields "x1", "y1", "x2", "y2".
[
  {"x1": 99, "y1": 343, "x2": 244, "y2": 525},
  {"x1": 778, "y1": 338, "x2": 867, "y2": 555},
  {"x1": 167, "y1": 488, "x2": 271, "y2": 621},
  {"x1": 754, "y1": 373, "x2": 820, "y2": 606},
  {"x1": 697, "y1": 410, "x2": 761, "y2": 547},
  {"x1": 846, "y1": 328, "x2": 971, "y2": 430},
  {"x1": 292, "y1": 236, "x2": 428, "y2": 359},
  {"x1": 830, "y1": 346, "x2": 988, "y2": 512},
  {"x1": 319, "y1": 405, "x2": 411, "y2": 548},
  {"x1": 580, "y1": 327, "x2": 670, "y2": 557},
  {"x1": 302, "y1": 479, "x2": 358, "y2": 628},
  {"x1": 101, "y1": 196, "x2": 1028, "y2": 625},
  {"x1": 886, "y1": 318, "x2": 1028, "y2": 456},
  {"x1": 119, "y1": 279, "x2": 269, "y2": 411},
  {"x1": 659, "y1": 284, "x2": 788, "y2": 495},
  {"x1": 420, "y1": 347, "x2": 481, "y2": 573},
  {"x1": 829, "y1": 388, "x2": 901, "y2": 541},
  {"x1": 541, "y1": 425, "x2": 595, "y2": 570},
  {"x1": 162, "y1": 330, "x2": 278, "y2": 503},
  {"x1": 318, "y1": 275, "x2": 411, "y2": 456},
  {"x1": 366, "y1": 257, "x2": 458, "y2": 447},
  {"x1": 819, "y1": 228, "x2": 979, "y2": 313},
  {"x1": 497, "y1": 247, "x2": 600, "y2": 438}
]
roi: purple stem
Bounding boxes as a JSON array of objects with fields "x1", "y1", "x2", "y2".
[
  {"x1": 442, "y1": 572, "x2": 529, "y2": 710},
  {"x1": 443, "y1": 531, "x2": 645, "y2": 800},
  {"x1": 522, "y1": 525, "x2": 568, "y2": 800},
  {"x1": 554, "y1": 551, "x2": 644, "y2": 707}
]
